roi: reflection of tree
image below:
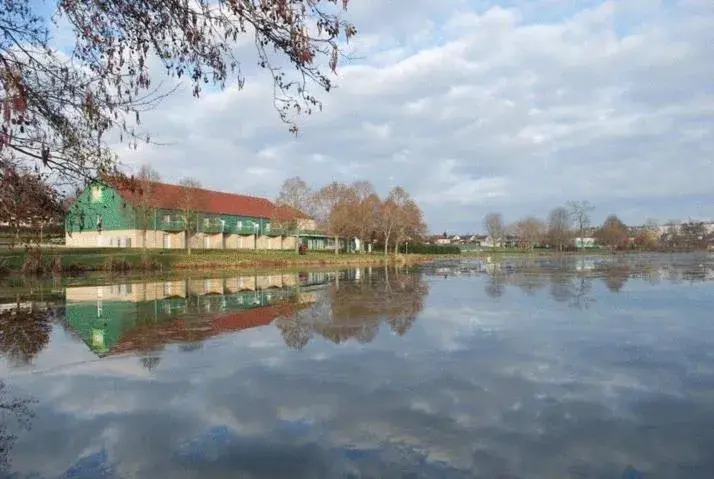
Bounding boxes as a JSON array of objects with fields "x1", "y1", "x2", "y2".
[
  {"x1": 179, "y1": 342, "x2": 203, "y2": 353},
  {"x1": 277, "y1": 268, "x2": 429, "y2": 348},
  {"x1": 275, "y1": 309, "x2": 314, "y2": 351},
  {"x1": 140, "y1": 356, "x2": 161, "y2": 371},
  {"x1": 513, "y1": 271, "x2": 547, "y2": 296},
  {"x1": 548, "y1": 273, "x2": 593, "y2": 309},
  {"x1": 0, "y1": 305, "x2": 52, "y2": 365},
  {"x1": 600, "y1": 265, "x2": 630, "y2": 293},
  {"x1": 485, "y1": 272, "x2": 506, "y2": 299},
  {"x1": 0, "y1": 381, "x2": 36, "y2": 472}
]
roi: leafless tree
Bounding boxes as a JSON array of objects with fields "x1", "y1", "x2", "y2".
[
  {"x1": 594, "y1": 214, "x2": 629, "y2": 251},
  {"x1": 178, "y1": 177, "x2": 202, "y2": 255},
  {"x1": 393, "y1": 198, "x2": 426, "y2": 254},
  {"x1": 567, "y1": 200, "x2": 594, "y2": 252},
  {"x1": 349, "y1": 181, "x2": 380, "y2": 253},
  {"x1": 276, "y1": 176, "x2": 312, "y2": 212},
  {"x1": 515, "y1": 216, "x2": 545, "y2": 250},
  {"x1": 547, "y1": 206, "x2": 571, "y2": 251},
  {"x1": 483, "y1": 212, "x2": 504, "y2": 247},
  {"x1": 310, "y1": 182, "x2": 353, "y2": 254},
  {"x1": 0, "y1": 166, "x2": 62, "y2": 246},
  {"x1": 134, "y1": 165, "x2": 161, "y2": 250},
  {"x1": 276, "y1": 176, "x2": 313, "y2": 251}
]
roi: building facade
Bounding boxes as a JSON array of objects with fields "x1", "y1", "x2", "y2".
[{"x1": 65, "y1": 179, "x2": 336, "y2": 250}]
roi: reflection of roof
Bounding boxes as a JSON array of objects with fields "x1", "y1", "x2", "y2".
[
  {"x1": 107, "y1": 177, "x2": 311, "y2": 221},
  {"x1": 108, "y1": 302, "x2": 313, "y2": 356}
]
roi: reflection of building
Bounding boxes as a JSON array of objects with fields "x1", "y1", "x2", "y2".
[{"x1": 63, "y1": 272, "x2": 331, "y2": 356}]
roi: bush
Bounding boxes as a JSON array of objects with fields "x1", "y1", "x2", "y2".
[
  {"x1": 398, "y1": 244, "x2": 461, "y2": 255},
  {"x1": 21, "y1": 248, "x2": 46, "y2": 275},
  {"x1": 103, "y1": 258, "x2": 131, "y2": 272}
]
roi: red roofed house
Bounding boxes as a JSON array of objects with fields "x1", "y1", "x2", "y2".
[{"x1": 65, "y1": 178, "x2": 335, "y2": 250}]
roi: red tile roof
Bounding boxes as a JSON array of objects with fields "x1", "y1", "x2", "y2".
[
  {"x1": 108, "y1": 177, "x2": 311, "y2": 221},
  {"x1": 108, "y1": 302, "x2": 312, "y2": 355}
]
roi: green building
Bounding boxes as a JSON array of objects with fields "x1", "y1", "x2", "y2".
[{"x1": 65, "y1": 179, "x2": 338, "y2": 250}]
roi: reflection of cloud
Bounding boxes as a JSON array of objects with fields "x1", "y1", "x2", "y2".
[{"x1": 3, "y1": 257, "x2": 714, "y2": 477}]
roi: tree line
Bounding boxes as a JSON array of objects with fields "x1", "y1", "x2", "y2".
[
  {"x1": 482, "y1": 200, "x2": 713, "y2": 252},
  {"x1": 275, "y1": 177, "x2": 427, "y2": 254}
]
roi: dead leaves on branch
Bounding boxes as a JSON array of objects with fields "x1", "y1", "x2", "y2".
[{"x1": 1, "y1": 0, "x2": 356, "y2": 180}]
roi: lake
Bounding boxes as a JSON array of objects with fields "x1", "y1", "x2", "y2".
[{"x1": 1, "y1": 253, "x2": 714, "y2": 478}]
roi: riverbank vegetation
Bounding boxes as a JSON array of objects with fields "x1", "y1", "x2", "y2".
[{"x1": 0, "y1": 247, "x2": 437, "y2": 276}]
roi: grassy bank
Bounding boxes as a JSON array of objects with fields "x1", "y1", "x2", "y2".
[{"x1": 0, "y1": 247, "x2": 434, "y2": 276}]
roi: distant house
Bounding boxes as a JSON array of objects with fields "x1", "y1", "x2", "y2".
[
  {"x1": 573, "y1": 237, "x2": 598, "y2": 248},
  {"x1": 65, "y1": 179, "x2": 336, "y2": 250}
]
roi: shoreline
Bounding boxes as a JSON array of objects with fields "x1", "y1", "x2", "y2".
[
  {"x1": 0, "y1": 247, "x2": 708, "y2": 277},
  {"x1": 0, "y1": 248, "x2": 437, "y2": 277}
]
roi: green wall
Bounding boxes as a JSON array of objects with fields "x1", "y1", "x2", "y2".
[{"x1": 65, "y1": 184, "x2": 136, "y2": 233}]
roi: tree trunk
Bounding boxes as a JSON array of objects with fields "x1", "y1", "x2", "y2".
[
  {"x1": 294, "y1": 233, "x2": 300, "y2": 253},
  {"x1": 334, "y1": 235, "x2": 339, "y2": 255},
  {"x1": 384, "y1": 233, "x2": 390, "y2": 256},
  {"x1": 186, "y1": 230, "x2": 191, "y2": 255},
  {"x1": 14, "y1": 220, "x2": 20, "y2": 248},
  {"x1": 143, "y1": 229, "x2": 148, "y2": 250}
]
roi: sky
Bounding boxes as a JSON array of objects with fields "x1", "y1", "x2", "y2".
[{"x1": 51, "y1": 0, "x2": 714, "y2": 233}]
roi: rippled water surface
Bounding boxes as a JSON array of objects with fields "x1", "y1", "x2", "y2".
[{"x1": 1, "y1": 253, "x2": 714, "y2": 478}]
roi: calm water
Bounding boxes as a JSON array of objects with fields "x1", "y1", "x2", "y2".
[{"x1": 1, "y1": 254, "x2": 714, "y2": 478}]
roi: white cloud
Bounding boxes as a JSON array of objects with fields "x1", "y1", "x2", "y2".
[{"x1": 84, "y1": 0, "x2": 714, "y2": 232}]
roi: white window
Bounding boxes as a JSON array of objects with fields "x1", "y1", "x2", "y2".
[
  {"x1": 237, "y1": 221, "x2": 242, "y2": 228},
  {"x1": 91, "y1": 186, "x2": 102, "y2": 203},
  {"x1": 265, "y1": 223, "x2": 271, "y2": 231},
  {"x1": 163, "y1": 214, "x2": 171, "y2": 222}
]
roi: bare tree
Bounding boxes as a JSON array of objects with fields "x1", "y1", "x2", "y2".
[
  {"x1": 276, "y1": 177, "x2": 312, "y2": 212},
  {"x1": 483, "y1": 212, "x2": 504, "y2": 247},
  {"x1": 310, "y1": 182, "x2": 352, "y2": 255},
  {"x1": 515, "y1": 216, "x2": 545, "y2": 251},
  {"x1": 134, "y1": 165, "x2": 161, "y2": 250},
  {"x1": 547, "y1": 206, "x2": 571, "y2": 251},
  {"x1": 349, "y1": 181, "x2": 380, "y2": 253},
  {"x1": 567, "y1": 200, "x2": 594, "y2": 252},
  {"x1": 394, "y1": 198, "x2": 426, "y2": 254},
  {"x1": 0, "y1": 166, "x2": 61, "y2": 246},
  {"x1": 380, "y1": 187, "x2": 411, "y2": 255},
  {"x1": 378, "y1": 198, "x2": 399, "y2": 256},
  {"x1": 1, "y1": 0, "x2": 357, "y2": 183},
  {"x1": 178, "y1": 178, "x2": 202, "y2": 255},
  {"x1": 276, "y1": 176, "x2": 312, "y2": 252},
  {"x1": 594, "y1": 215, "x2": 629, "y2": 251}
]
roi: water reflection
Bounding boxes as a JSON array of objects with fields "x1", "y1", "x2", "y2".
[
  {"x1": 0, "y1": 381, "x2": 35, "y2": 473},
  {"x1": 426, "y1": 253, "x2": 714, "y2": 307},
  {"x1": 0, "y1": 306, "x2": 53, "y2": 366},
  {"x1": 1, "y1": 256, "x2": 713, "y2": 477},
  {"x1": 277, "y1": 266, "x2": 429, "y2": 349},
  {"x1": 0, "y1": 267, "x2": 431, "y2": 365}
]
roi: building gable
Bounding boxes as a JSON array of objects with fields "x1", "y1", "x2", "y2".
[{"x1": 65, "y1": 183, "x2": 136, "y2": 234}]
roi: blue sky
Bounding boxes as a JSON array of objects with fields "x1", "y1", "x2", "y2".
[{"x1": 47, "y1": 0, "x2": 714, "y2": 233}]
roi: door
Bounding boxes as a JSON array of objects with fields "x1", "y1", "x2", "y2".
[{"x1": 163, "y1": 234, "x2": 171, "y2": 249}]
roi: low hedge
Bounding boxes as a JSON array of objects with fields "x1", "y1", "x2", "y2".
[{"x1": 398, "y1": 244, "x2": 461, "y2": 255}]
